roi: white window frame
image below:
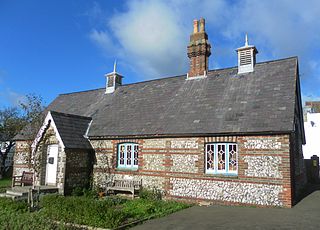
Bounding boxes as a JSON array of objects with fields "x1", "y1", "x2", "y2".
[
  {"x1": 205, "y1": 143, "x2": 238, "y2": 175},
  {"x1": 117, "y1": 143, "x2": 139, "y2": 170}
]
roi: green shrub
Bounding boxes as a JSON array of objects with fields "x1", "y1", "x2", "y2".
[
  {"x1": 71, "y1": 187, "x2": 83, "y2": 196},
  {"x1": 40, "y1": 194, "x2": 129, "y2": 228},
  {"x1": 105, "y1": 208, "x2": 129, "y2": 228},
  {"x1": 0, "y1": 213, "x2": 63, "y2": 230},
  {"x1": 139, "y1": 188, "x2": 162, "y2": 201},
  {"x1": 71, "y1": 187, "x2": 98, "y2": 198},
  {"x1": 123, "y1": 199, "x2": 157, "y2": 218},
  {"x1": 123, "y1": 198, "x2": 191, "y2": 219},
  {"x1": 0, "y1": 193, "x2": 190, "y2": 229},
  {"x1": 83, "y1": 188, "x2": 98, "y2": 198},
  {"x1": 0, "y1": 178, "x2": 11, "y2": 193},
  {"x1": 0, "y1": 198, "x2": 63, "y2": 230},
  {"x1": 0, "y1": 197, "x2": 28, "y2": 214}
]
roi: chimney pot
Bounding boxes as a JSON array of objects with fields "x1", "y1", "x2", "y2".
[
  {"x1": 199, "y1": 18, "x2": 205, "y2": 32},
  {"x1": 193, "y1": 20, "x2": 199, "y2": 34}
]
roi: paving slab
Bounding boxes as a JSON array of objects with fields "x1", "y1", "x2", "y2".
[{"x1": 132, "y1": 185, "x2": 320, "y2": 230}]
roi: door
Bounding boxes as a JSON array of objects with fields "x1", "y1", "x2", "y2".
[{"x1": 46, "y1": 144, "x2": 58, "y2": 185}]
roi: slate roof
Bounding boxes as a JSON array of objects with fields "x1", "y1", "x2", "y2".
[
  {"x1": 40, "y1": 57, "x2": 298, "y2": 138},
  {"x1": 50, "y1": 111, "x2": 92, "y2": 149},
  {"x1": 15, "y1": 57, "x2": 299, "y2": 140}
]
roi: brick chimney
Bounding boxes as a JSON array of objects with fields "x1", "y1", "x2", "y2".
[
  {"x1": 105, "y1": 61, "x2": 123, "y2": 94},
  {"x1": 187, "y1": 18, "x2": 211, "y2": 79}
]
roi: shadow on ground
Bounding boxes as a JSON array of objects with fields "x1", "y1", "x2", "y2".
[
  {"x1": 295, "y1": 182, "x2": 320, "y2": 204},
  {"x1": 132, "y1": 183, "x2": 320, "y2": 230}
]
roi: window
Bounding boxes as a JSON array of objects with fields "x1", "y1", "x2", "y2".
[
  {"x1": 205, "y1": 143, "x2": 238, "y2": 175},
  {"x1": 118, "y1": 143, "x2": 139, "y2": 169}
]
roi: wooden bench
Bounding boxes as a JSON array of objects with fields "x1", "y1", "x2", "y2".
[
  {"x1": 106, "y1": 179, "x2": 142, "y2": 198},
  {"x1": 12, "y1": 171, "x2": 33, "y2": 187}
]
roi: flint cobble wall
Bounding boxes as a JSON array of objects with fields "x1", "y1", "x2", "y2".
[
  {"x1": 91, "y1": 134, "x2": 297, "y2": 207},
  {"x1": 64, "y1": 150, "x2": 93, "y2": 194},
  {"x1": 13, "y1": 141, "x2": 32, "y2": 177}
]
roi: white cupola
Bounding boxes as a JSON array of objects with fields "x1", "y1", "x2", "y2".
[
  {"x1": 236, "y1": 34, "x2": 258, "y2": 74},
  {"x1": 105, "y1": 60, "x2": 123, "y2": 94}
]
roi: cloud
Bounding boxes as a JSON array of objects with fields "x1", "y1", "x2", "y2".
[
  {"x1": 89, "y1": 29, "x2": 119, "y2": 56},
  {"x1": 0, "y1": 88, "x2": 26, "y2": 108},
  {"x1": 87, "y1": 0, "x2": 320, "y2": 102},
  {"x1": 222, "y1": 0, "x2": 320, "y2": 59},
  {"x1": 88, "y1": 0, "x2": 226, "y2": 78},
  {"x1": 109, "y1": 0, "x2": 189, "y2": 78}
]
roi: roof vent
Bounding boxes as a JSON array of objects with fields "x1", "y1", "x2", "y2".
[
  {"x1": 236, "y1": 34, "x2": 258, "y2": 74},
  {"x1": 105, "y1": 60, "x2": 123, "y2": 94}
]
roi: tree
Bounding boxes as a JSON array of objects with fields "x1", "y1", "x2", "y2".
[{"x1": 0, "y1": 94, "x2": 44, "y2": 179}]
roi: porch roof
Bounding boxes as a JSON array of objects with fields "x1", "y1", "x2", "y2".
[{"x1": 50, "y1": 111, "x2": 92, "y2": 149}]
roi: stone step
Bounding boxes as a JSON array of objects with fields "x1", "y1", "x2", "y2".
[
  {"x1": 2, "y1": 186, "x2": 58, "y2": 201},
  {"x1": 6, "y1": 190, "x2": 27, "y2": 197},
  {"x1": 0, "y1": 193, "x2": 20, "y2": 200},
  {"x1": 0, "y1": 193, "x2": 8, "y2": 198}
]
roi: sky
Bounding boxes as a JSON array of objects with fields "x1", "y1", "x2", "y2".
[{"x1": 0, "y1": 0, "x2": 320, "y2": 108}]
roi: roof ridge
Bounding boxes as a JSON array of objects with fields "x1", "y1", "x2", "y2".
[
  {"x1": 58, "y1": 56, "x2": 298, "y2": 96},
  {"x1": 59, "y1": 87, "x2": 105, "y2": 96},
  {"x1": 50, "y1": 110, "x2": 92, "y2": 120},
  {"x1": 255, "y1": 56, "x2": 298, "y2": 65},
  {"x1": 207, "y1": 56, "x2": 298, "y2": 73},
  {"x1": 122, "y1": 74, "x2": 185, "y2": 86}
]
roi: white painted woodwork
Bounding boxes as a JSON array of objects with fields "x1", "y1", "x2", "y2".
[{"x1": 46, "y1": 144, "x2": 58, "y2": 185}]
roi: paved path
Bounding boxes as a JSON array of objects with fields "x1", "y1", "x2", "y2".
[{"x1": 132, "y1": 186, "x2": 320, "y2": 230}]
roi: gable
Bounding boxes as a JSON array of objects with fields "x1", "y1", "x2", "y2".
[{"x1": 32, "y1": 111, "x2": 92, "y2": 150}]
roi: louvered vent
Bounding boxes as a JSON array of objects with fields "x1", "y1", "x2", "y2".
[
  {"x1": 237, "y1": 34, "x2": 258, "y2": 74},
  {"x1": 239, "y1": 50, "x2": 252, "y2": 66}
]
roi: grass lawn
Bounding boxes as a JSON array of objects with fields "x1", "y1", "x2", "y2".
[
  {"x1": 0, "y1": 177, "x2": 11, "y2": 193},
  {"x1": 0, "y1": 190, "x2": 191, "y2": 229}
]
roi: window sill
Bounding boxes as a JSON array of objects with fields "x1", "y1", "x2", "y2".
[
  {"x1": 116, "y1": 167, "x2": 139, "y2": 172},
  {"x1": 204, "y1": 173, "x2": 238, "y2": 179}
]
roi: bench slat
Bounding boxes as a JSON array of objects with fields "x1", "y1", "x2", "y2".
[
  {"x1": 12, "y1": 171, "x2": 33, "y2": 187},
  {"x1": 106, "y1": 179, "x2": 142, "y2": 198}
]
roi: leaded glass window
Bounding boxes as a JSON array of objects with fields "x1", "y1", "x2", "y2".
[
  {"x1": 205, "y1": 143, "x2": 238, "y2": 175},
  {"x1": 133, "y1": 145, "x2": 139, "y2": 166},
  {"x1": 118, "y1": 143, "x2": 139, "y2": 169}
]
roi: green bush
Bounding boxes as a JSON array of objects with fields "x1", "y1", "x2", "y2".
[
  {"x1": 71, "y1": 187, "x2": 83, "y2": 196},
  {"x1": 40, "y1": 194, "x2": 129, "y2": 228},
  {"x1": 123, "y1": 198, "x2": 191, "y2": 219},
  {"x1": 0, "y1": 213, "x2": 63, "y2": 230},
  {"x1": 71, "y1": 187, "x2": 98, "y2": 198},
  {"x1": 0, "y1": 198, "x2": 64, "y2": 230},
  {"x1": 139, "y1": 188, "x2": 162, "y2": 201},
  {"x1": 0, "y1": 197, "x2": 28, "y2": 214},
  {"x1": 0, "y1": 192, "x2": 191, "y2": 229},
  {"x1": 0, "y1": 178, "x2": 11, "y2": 193},
  {"x1": 123, "y1": 199, "x2": 157, "y2": 218},
  {"x1": 105, "y1": 208, "x2": 129, "y2": 228}
]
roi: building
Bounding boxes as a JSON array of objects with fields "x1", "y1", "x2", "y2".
[
  {"x1": 0, "y1": 141, "x2": 15, "y2": 173},
  {"x1": 303, "y1": 102, "x2": 320, "y2": 161},
  {"x1": 13, "y1": 18, "x2": 306, "y2": 207}
]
